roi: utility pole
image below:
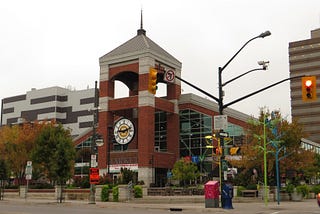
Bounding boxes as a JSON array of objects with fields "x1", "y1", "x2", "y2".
[{"x1": 89, "y1": 81, "x2": 99, "y2": 204}]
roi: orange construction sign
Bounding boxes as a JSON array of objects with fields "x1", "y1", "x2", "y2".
[{"x1": 89, "y1": 168, "x2": 99, "y2": 184}]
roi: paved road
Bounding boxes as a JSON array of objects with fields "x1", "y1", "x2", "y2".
[{"x1": 0, "y1": 198, "x2": 319, "y2": 214}]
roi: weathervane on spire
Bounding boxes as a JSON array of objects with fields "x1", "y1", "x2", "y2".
[{"x1": 137, "y1": 8, "x2": 146, "y2": 35}]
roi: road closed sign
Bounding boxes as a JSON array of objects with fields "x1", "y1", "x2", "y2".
[{"x1": 89, "y1": 168, "x2": 99, "y2": 184}]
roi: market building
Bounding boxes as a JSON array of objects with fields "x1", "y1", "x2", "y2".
[
  {"x1": 1, "y1": 24, "x2": 252, "y2": 187},
  {"x1": 74, "y1": 24, "x2": 251, "y2": 187}
]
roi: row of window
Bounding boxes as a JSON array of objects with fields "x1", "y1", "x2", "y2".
[{"x1": 75, "y1": 109, "x2": 246, "y2": 176}]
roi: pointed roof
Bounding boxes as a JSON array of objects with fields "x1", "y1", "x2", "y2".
[{"x1": 99, "y1": 18, "x2": 181, "y2": 65}]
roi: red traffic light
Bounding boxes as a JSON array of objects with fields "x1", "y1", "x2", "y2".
[
  {"x1": 301, "y1": 76, "x2": 317, "y2": 101},
  {"x1": 305, "y1": 80, "x2": 312, "y2": 87}
]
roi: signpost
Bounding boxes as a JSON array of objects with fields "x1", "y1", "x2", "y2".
[
  {"x1": 25, "y1": 161, "x2": 32, "y2": 180},
  {"x1": 25, "y1": 161, "x2": 32, "y2": 199}
]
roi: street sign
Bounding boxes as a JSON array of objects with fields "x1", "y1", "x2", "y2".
[
  {"x1": 25, "y1": 161, "x2": 32, "y2": 180},
  {"x1": 214, "y1": 115, "x2": 228, "y2": 130},
  {"x1": 219, "y1": 132, "x2": 229, "y2": 138},
  {"x1": 222, "y1": 159, "x2": 228, "y2": 171},
  {"x1": 91, "y1": 154, "x2": 97, "y2": 167},
  {"x1": 27, "y1": 161, "x2": 32, "y2": 167},
  {"x1": 89, "y1": 168, "x2": 99, "y2": 184},
  {"x1": 164, "y1": 70, "x2": 175, "y2": 83}
]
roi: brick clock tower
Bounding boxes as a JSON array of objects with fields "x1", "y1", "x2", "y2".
[{"x1": 97, "y1": 25, "x2": 182, "y2": 186}]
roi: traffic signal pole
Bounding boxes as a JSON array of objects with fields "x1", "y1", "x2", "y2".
[
  {"x1": 175, "y1": 75, "x2": 219, "y2": 103},
  {"x1": 176, "y1": 71, "x2": 305, "y2": 208},
  {"x1": 223, "y1": 75, "x2": 305, "y2": 109},
  {"x1": 174, "y1": 31, "x2": 310, "y2": 209}
]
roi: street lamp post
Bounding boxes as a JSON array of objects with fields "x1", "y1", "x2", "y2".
[
  {"x1": 263, "y1": 115, "x2": 268, "y2": 206},
  {"x1": 107, "y1": 125, "x2": 113, "y2": 175},
  {"x1": 218, "y1": 31, "x2": 271, "y2": 114},
  {"x1": 217, "y1": 31, "x2": 271, "y2": 208},
  {"x1": 222, "y1": 61, "x2": 269, "y2": 87},
  {"x1": 89, "y1": 81, "x2": 99, "y2": 204}
]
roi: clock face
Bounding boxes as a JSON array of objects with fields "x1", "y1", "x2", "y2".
[{"x1": 114, "y1": 118, "x2": 135, "y2": 145}]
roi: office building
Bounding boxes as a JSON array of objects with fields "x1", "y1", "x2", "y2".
[
  {"x1": 289, "y1": 28, "x2": 320, "y2": 143},
  {"x1": 1, "y1": 86, "x2": 96, "y2": 138}
]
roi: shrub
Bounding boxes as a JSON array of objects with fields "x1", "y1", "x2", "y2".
[
  {"x1": 237, "y1": 186, "x2": 246, "y2": 197},
  {"x1": 246, "y1": 184, "x2": 257, "y2": 190},
  {"x1": 285, "y1": 183, "x2": 295, "y2": 194},
  {"x1": 101, "y1": 185, "x2": 110, "y2": 202},
  {"x1": 29, "y1": 183, "x2": 54, "y2": 189},
  {"x1": 99, "y1": 174, "x2": 112, "y2": 185},
  {"x1": 73, "y1": 176, "x2": 90, "y2": 188},
  {"x1": 296, "y1": 185, "x2": 310, "y2": 198},
  {"x1": 112, "y1": 186, "x2": 119, "y2": 202},
  {"x1": 311, "y1": 185, "x2": 320, "y2": 194},
  {"x1": 134, "y1": 185, "x2": 143, "y2": 198}
]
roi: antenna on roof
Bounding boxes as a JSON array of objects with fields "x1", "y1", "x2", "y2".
[{"x1": 137, "y1": 8, "x2": 146, "y2": 36}]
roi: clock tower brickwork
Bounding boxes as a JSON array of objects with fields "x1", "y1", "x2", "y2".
[{"x1": 97, "y1": 28, "x2": 182, "y2": 186}]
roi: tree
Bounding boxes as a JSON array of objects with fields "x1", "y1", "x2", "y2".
[
  {"x1": 172, "y1": 158, "x2": 199, "y2": 186},
  {"x1": 32, "y1": 123, "x2": 75, "y2": 185},
  {"x1": 229, "y1": 108, "x2": 316, "y2": 186},
  {"x1": 0, "y1": 159, "x2": 7, "y2": 181},
  {"x1": 0, "y1": 122, "x2": 43, "y2": 184},
  {"x1": 119, "y1": 168, "x2": 136, "y2": 184}
]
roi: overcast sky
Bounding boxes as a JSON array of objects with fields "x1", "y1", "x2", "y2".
[{"x1": 1, "y1": 0, "x2": 320, "y2": 120}]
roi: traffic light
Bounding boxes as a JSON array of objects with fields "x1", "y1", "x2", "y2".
[
  {"x1": 148, "y1": 67, "x2": 158, "y2": 94},
  {"x1": 213, "y1": 147, "x2": 222, "y2": 156},
  {"x1": 302, "y1": 76, "x2": 317, "y2": 101}
]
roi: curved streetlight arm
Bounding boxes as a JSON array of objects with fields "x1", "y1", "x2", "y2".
[
  {"x1": 222, "y1": 67, "x2": 266, "y2": 87},
  {"x1": 219, "y1": 31, "x2": 271, "y2": 73}
]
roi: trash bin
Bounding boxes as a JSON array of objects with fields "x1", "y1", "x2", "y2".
[
  {"x1": 204, "y1": 181, "x2": 219, "y2": 208},
  {"x1": 221, "y1": 183, "x2": 233, "y2": 209}
]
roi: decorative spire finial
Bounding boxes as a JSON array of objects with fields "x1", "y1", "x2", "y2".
[
  {"x1": 140, "y1": 8, "x2": 143, "y2": 29},
  {"x1": 137, "y1": 8, "x2": 146, "y2": 35}
]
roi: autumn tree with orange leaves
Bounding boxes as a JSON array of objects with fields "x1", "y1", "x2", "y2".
[
  {"x1": 0, "y1": 121, "x2": 75, "y2": 186},
  {"x1": 0, "y1": 122, "x2": 44, "y2": 184},
  {"x1": 229, "y1": 109, "x2": 316, "y2": 186}
]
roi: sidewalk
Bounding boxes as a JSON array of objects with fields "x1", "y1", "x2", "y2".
[{"x1": 2, "y1": 196, "x2": 319, "y2": 213}]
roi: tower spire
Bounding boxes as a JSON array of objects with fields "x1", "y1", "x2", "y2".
[
  {"x1": 140, "y1": 9, "x2": 143, "y2": 29},
  {"x1": 137, "y1": 9, "x2": 146, "y2": 35}
]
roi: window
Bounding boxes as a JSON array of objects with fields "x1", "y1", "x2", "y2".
[{"x1": 155, "y1": 111, "x2": 167, "y2": 152}]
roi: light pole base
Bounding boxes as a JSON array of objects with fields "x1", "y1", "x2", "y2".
[{"x1": 88, "y1": 184, "x2": 96, "y2": 204}]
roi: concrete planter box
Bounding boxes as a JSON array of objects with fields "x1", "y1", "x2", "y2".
[
  {"x1": 291, "y1": 191, "x2": 303, "y2": 201},
  {"x1": 275, "y1": 192, "x2": 290, "y2": 201}
]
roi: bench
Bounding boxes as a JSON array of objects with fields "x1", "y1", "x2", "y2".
[{"x1": 241, "y1": 190, "x2": 258, "y2": 197}]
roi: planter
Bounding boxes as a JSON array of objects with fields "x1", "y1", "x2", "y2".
[
  {"x1": 291, "y1": 191, "x2": 303, "y2": 201},
  {"x1": 276, "y1": 192, "x2": 290, "y2": 201},
  {"x1": 308, "y1": 192, "x2": 315, "y2": 199}
]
